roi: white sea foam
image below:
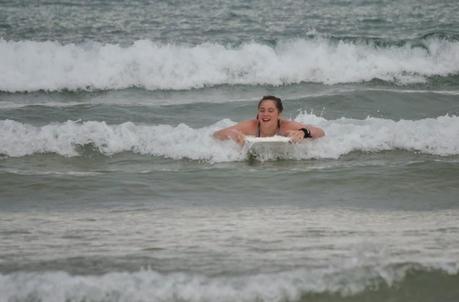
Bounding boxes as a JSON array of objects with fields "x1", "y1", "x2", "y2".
[
  {"x1": 0, "y1": 114, "x2": 458, "y2": 161},
  {"x1": 0, "y1": 263, "x2": 457, "y2": 302},
  {"x1": 0, "y1": 119, "x2": 244, "y2": 162},
  {"x1": 1, "y1": 38, "x2": 458, "y2": 92}
]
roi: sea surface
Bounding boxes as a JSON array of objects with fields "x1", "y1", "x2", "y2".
[{"x1": 1, "y1": 1, "x2": 459, "y2": 301}]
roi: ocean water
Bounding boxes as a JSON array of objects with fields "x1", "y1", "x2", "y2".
[{"x1": 1, "y1": 1, "x2": 459, "y2": 301}]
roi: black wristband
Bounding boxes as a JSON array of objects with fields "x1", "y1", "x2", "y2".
[{"x1": 299, "y1": 128, "x2": 312, "y2": 138}]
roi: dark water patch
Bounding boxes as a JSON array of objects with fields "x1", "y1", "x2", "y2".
[
  {"x1": 425, "y1": 74, "x2": 459, "y2": 88},
  {"x1": 320, "y1": 32, "x2": 459, "y2": 47},
  {"x1": 291, "y1": 88, "x2": 459, "y2": 120},
  {"x1": 419, "y1": 29, "x2": 459, "y2": 41},
  {"x1": 1, "y1": 152, "x2": 458, "y2": 211},
  {"x1": 301, "y1": 268, "x2": 459, "y2": 302},
  {"x1": 2, "y1": 83, "x2": 458, "y2": 127}
]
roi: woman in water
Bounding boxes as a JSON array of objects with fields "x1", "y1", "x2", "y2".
[{"x1": 213, "y1": 95, "x2": 325, "y2": 145}]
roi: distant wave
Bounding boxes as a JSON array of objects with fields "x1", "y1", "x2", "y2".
[
  {"x1": 1, "y1": 114, "x2": 458, "y2": 161},
  {"x1": 1, "y1": 37, "x2": 459, "y2": 92},
  {"x1": 0, "y1": 263, "x2": 458, "y2": 302}
]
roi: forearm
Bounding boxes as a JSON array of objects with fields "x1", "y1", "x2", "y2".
[
  {"x1": 213, "y1": 129, "x2": 228, "y2": 140},
  {"x1": 286, "y1": 121, "x2": 325, "y2": 139},
  {"x1": 306, "y1": 125, "x2": 325, "y2": 138},
  {"x1": 213, "y1": 128, "x2": 245, "y2": 144}
]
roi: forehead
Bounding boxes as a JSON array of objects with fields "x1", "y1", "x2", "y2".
[{"x1": 258, "y1": 100, "x2": 277, "y2": 109}]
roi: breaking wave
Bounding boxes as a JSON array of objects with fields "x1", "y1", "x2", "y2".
[
  {"x1": 1, "y1": 114, "x2": 458, "y2": 162},
  {"x1": 0, "y1": 263, "x2": 458, "y2": 302},
  {"x1": 1, "y1": 37, "x2": 459, "y2": 92}
]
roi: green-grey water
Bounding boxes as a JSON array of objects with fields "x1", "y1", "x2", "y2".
[{"x1": 1, "y1": 1, "x2": 459, "y2": 301}]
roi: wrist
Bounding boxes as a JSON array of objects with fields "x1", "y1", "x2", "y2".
[{"x1": 299, "y1": 128, "x2": 311, "y2": 138}]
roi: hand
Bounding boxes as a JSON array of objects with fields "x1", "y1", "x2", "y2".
[
  {"x1": 228, "y1": 129, "x2": 246, "y2": 145},
  {"x1": 286, "y1": 129, "x2": 304, "y2": 143}
]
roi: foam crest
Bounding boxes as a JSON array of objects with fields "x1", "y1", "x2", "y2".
[
  {"x1": 0, "y1": 119, "x2": 244, "y2": 162},
  {"x1": 0, "y1": 263, "x2": 457, "y2": 302},
  {"x1": 292, "y1": 113, "x2": 459, "y2": 159},
  {"x1": 1, "y1": 38, "x2": 458, "y2": 92},
  {"x1": 1, "y1": 115, "x2": 458, "y2": 161}
]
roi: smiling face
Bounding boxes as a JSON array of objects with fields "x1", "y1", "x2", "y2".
[{"x1": 257, "y1": 100, "x2": 281, "y2": 126}]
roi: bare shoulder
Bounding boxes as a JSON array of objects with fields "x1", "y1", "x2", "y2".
[
  {"x1": 280, "y1": 119, "x2": 305, "y2": 131},
  {"x1": 213, "y1": 119, "x2": 257, "y2": 139},
  {"x1": 234, "y1": 119, "x2": 258, "y2": 135}
]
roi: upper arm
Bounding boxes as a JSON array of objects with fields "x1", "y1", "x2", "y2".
[{"x1": 213, "y1": 120, "x2": 256, "y2": 140}]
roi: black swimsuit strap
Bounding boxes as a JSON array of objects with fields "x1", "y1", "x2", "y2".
[{"x1": 256, "y1": 120, "x2": 281, "y2": 137}]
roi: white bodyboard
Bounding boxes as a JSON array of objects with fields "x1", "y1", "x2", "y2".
[
  {"x1": 245, "y1": 136, "x2": 291, "y2": 144},
  {"x1": 245, "y1": 136, "x2": 293, "y2": 158}
]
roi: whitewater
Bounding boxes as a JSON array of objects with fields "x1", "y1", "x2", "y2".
[
  {"x1": 1, "y1": 114, "x2": 458, "y2": 161},
  {"x1": 1, "y1": 264, "x2": 458, "y2": 302},
  {"x1": 1, "y1": 37, "x2": 459, "y2": 92}
]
